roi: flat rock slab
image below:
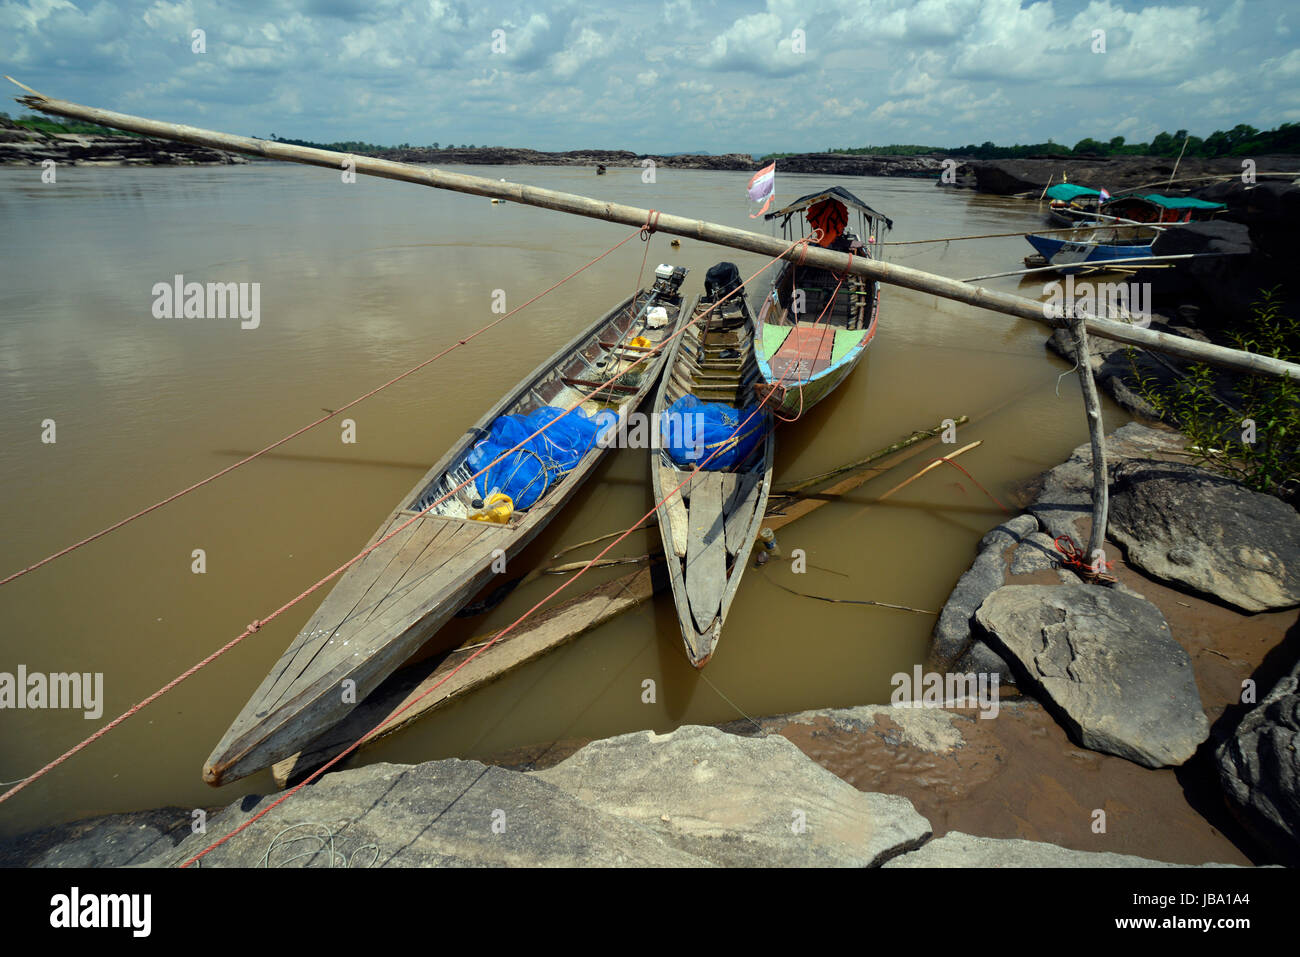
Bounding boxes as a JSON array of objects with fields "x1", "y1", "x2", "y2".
[
  {"x1": 1028, "y1": 422, "x2": 1185, "y2": 546},
  {"x1": 975, "y1": 584, "x2": 1208, "y2": 768},
  {"x1": 1109, "y1": 460, "x2": 1300, "y2": 613},
  {"x1": 883, "y1": 831, "x2": 1237, "y2": 867},
  {"x1": 931, "y1": 513, "x2": 1039, "y2": 679},
  {"x1": 536, "y1": 725, "x2": 931, "y2": 867},
  {"x1": 143, "y1": 760, "x2": 707, "y2": 868},
  {"x1": 1216, "y1": 659, "x2": 1300, "y2": 862},
  {"x1": 0, "y1": 808, "x2": 196, "y2": 868}
]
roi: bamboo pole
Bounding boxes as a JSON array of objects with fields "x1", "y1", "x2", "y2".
[
  {"x1": 9, "y1": 81, "x2": 1299, "y2": 383},
  {"x1": 1168, "y1": 135, "x2": 1191, "y2": 189},
  {"x1": 963, "y1": 251, "x2": 1227, "y2": 283},
  {"x1": 1070, "y1": 317, "x2": 1110, "y2": 580}
]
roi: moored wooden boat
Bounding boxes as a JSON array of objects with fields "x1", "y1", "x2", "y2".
[
  {"x1": 650, "y1": 264, "x2": 774, "y2": 668},
  {"x1": 203, "y1": 265, "x2": 690, "y2": 786},
  {"x1": 753, "y1": 186, "x2": 890, "y2": 418},
  {"x1": 1025, "y1": 226, "x2": 1157, "y2": 272}
]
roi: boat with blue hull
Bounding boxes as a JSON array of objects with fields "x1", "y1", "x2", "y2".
[{"x1": 1026, "y1": 230, "x2": 1156, "y2": 272}]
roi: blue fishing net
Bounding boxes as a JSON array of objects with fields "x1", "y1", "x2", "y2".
[
  {"x1": 467, "y1": 406, "x2": 605, "y2": 509},
  {"x1": 662, "y1": 395, "x2": 765, "y2": 471}
]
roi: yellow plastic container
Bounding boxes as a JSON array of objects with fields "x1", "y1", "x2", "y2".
[{"x1": 469, "y1": 492, "x2": 514, "y2": 524}]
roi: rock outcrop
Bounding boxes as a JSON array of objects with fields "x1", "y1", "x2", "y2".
[
  {"x1": 0, "y1": 118, "x2": 246, "y2": 166},
  {"x1": 1216, "y1": 659, "x2": 1300, "y2": 862},
  {"x1": 949, "y1": 155, "x2": 1297, "y2": 196},
  {"x1": 1108, "y1": 461, "x2": 1300, "y2": 612},
  {"x1": 882, "y1": 830, "x2": 1237, "y2": 867},
  {"x1": 141, "y1": 726, "x2": 931, "y2": 868},
  {"x1": 930, "y1": 424, "x2": 1188, "y2": 676},
  {"x1": 534, "y1": 726, "x2": 931, "y2": 867},
  {"x1": 975, "y1": 583, "x2": 1209, "y2": 767}
]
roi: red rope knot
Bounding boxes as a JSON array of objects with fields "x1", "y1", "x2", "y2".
[
  {"x1": 247, "y1": 619, "x2": 263, "y2": 634},
  {"x1": 640, "y1": 210, "x2": 660, "y2": 241},
  {"x1": 1053, "y1": 535, "x2": 1115, "y2": 581}
]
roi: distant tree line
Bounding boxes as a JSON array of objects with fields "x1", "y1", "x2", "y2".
[
  {"x1": 269, "y1": 134, "x2": 477, "y2": 153},
  {"x1": 817, "y1": 122, "x2": 1299, "y2": 159},
  {"x1": 4, "y1": 112, "x2": 143, "y2": 137}
]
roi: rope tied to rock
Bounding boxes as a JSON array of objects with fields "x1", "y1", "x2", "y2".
[{"x1": 1054, "y1": 534, "x2": 1116, "y2": 583}]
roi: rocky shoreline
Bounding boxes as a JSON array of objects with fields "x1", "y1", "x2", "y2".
[
  {"x1": 0, "y1": 117, "x2": 247, "y2": 167},
  {"x1": 0, "y1": 122, "x2": 943, "y2": 177},
  {"x1": 3, "y1": 418, "x2": 1295, "y2": 868}
]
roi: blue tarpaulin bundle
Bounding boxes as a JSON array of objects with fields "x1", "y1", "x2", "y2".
[
  {"x1": 662, "y1": 395, "x2": 765, "y2": 471},
  {"x1": 468, "y1": 406, "x2": 604, "y2": 509}
]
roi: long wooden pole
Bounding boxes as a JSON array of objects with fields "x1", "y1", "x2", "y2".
[
  {"x1": 1070, "y1": 317, "x2": 1110, "y2": 578},
  {"x1": 10, "y1": 81, "x2": 1299, "y2": 382}
]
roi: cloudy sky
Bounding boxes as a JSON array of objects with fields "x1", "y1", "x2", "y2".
[{"x1": 3, "y1": 0, "x2": 1297, "y2": 154}]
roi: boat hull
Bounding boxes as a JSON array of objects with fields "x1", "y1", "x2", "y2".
[
  {"x1": 751, "y1": 258, "x2": 879, "y2": 418},
  {"x1": 204, "y1": 275, "x2": 689, "y2": 786},
  {"x1": 1026, "y1": 233, "x2": 1154, "y2": 272},
  {"x1": 652, "y1": 291, "x2": 773, "y2": 668}
]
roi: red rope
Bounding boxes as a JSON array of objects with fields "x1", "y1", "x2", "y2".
[
  {"x1": 0, "y1": 227, "x2": 646, "y2": 590},
  {"x1": 1053, "y1": 534, "x2": 1114, "y2": 578},
  {"x1": 930, "y1": 456, "x2": 1010, "y2": 512},
  {"x1": 175, "y1": 263, "x2": 811, "y2": 868},
  {"x1": 0, "y1": 234, "x2": 817, "y2": 807}
]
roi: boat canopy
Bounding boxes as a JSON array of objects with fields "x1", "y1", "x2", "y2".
[
  {"x1": 1045, "y1": 183, "x2": 1101, "y2": 203},
  {"x1": 1138, "y1": 193, "x2": 1226, "y2": 210},
  {"x1": 765, "y1": 186, "x2": 894, "y2": 231}
]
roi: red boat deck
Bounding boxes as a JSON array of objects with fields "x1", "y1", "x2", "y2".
[{"x1": 768, "y1": 323, "x2": 837, "y2": 381}]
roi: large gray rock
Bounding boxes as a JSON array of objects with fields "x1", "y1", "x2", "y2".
[
  {"x1": 1216, "y1": 660, "x2": 1300, "y2": 862},
  {"x1": 1109, "y1": 460, "x2": 1300, "y2": 613},
  {"x1": 143, "y1": 760, "x2": 706, "y2": 868},
  {"x1": 975, "y1": 584, "x2": 1208, "y2": 767},
  {"x1": 1027, "y1": 423, "x2": 1185, "y2": 545},
  {"x1": 883, "y1": 830, "x2": 1237, "y2": 867},
  {"x1": 931, "y1": 513, "x2": 1040, "y2": 679},
  {"x1": 536, "y1": 725, "x2": 931, "y2": 867},
  {"x1": 0, "y1": 808, "x2": 195, "y2": 868},
  {"x1": 140, "y1": 725, "x2": 933, "y2": 868}
]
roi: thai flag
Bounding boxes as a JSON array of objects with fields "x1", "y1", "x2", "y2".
[
  {"x1": 748, "y1": 162, "x2": 775, "y2": 218},
  {"x1": 1098, "y1": 188, "x2": 1111, "y2": 202}
]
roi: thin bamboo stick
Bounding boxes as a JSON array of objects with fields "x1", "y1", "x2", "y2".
[{"x1": 9, "y1": 80, "x2": 1298, "y2": 382}]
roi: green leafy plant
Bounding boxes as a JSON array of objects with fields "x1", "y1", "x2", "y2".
[{"x1": 1127, "y1": 289, "x2": 1298, "y2": 500}]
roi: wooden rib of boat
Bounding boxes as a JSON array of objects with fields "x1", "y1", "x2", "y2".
[
  {"x1": 753, "y1": 186, "x2": 890, "y2": 417},
  {"x1": 651, "y1": 269, "x2": 773, "y2": 668},
  {"x1": 203, "y1": 266, "x2": 690, "y2": 786}
]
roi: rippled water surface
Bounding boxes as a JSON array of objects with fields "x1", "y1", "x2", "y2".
[{"x1": 0, "y1": 164, "x2": 1124, "y2": 835}]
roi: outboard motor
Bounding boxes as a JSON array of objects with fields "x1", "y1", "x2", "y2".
[{"x1": 704, "y1": 261, "x2": 742, "y2": 301}]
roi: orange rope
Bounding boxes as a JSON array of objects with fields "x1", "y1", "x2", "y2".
[
  {"x1": 180, "y1": 264, "x2": 816, "y2": 867},
  {"x1": 0, "y1": 233, "x2": 818, "y2": 807}
]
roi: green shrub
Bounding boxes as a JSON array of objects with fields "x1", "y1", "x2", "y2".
[{"x1": 1127, "y1": 289, "x2": 1298, "y2": 500}]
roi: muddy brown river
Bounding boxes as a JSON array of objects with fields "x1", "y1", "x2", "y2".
[{"x1": 0, "y1": 165, "x2": 1124, "y2": 836}]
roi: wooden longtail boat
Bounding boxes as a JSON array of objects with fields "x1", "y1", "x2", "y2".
[
  {"x1": 1025, "y1": 227, "x2": 1157, "y2": 272},
  {"x1": 753, "y1": 187, "x2": 890, "y2": 418},
  {"x1": 650, "y1": 265, "x2": 774, "y2": 668},
  {"x1": 203, "y1": 266, "x2": 689, "y2": 786}
]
